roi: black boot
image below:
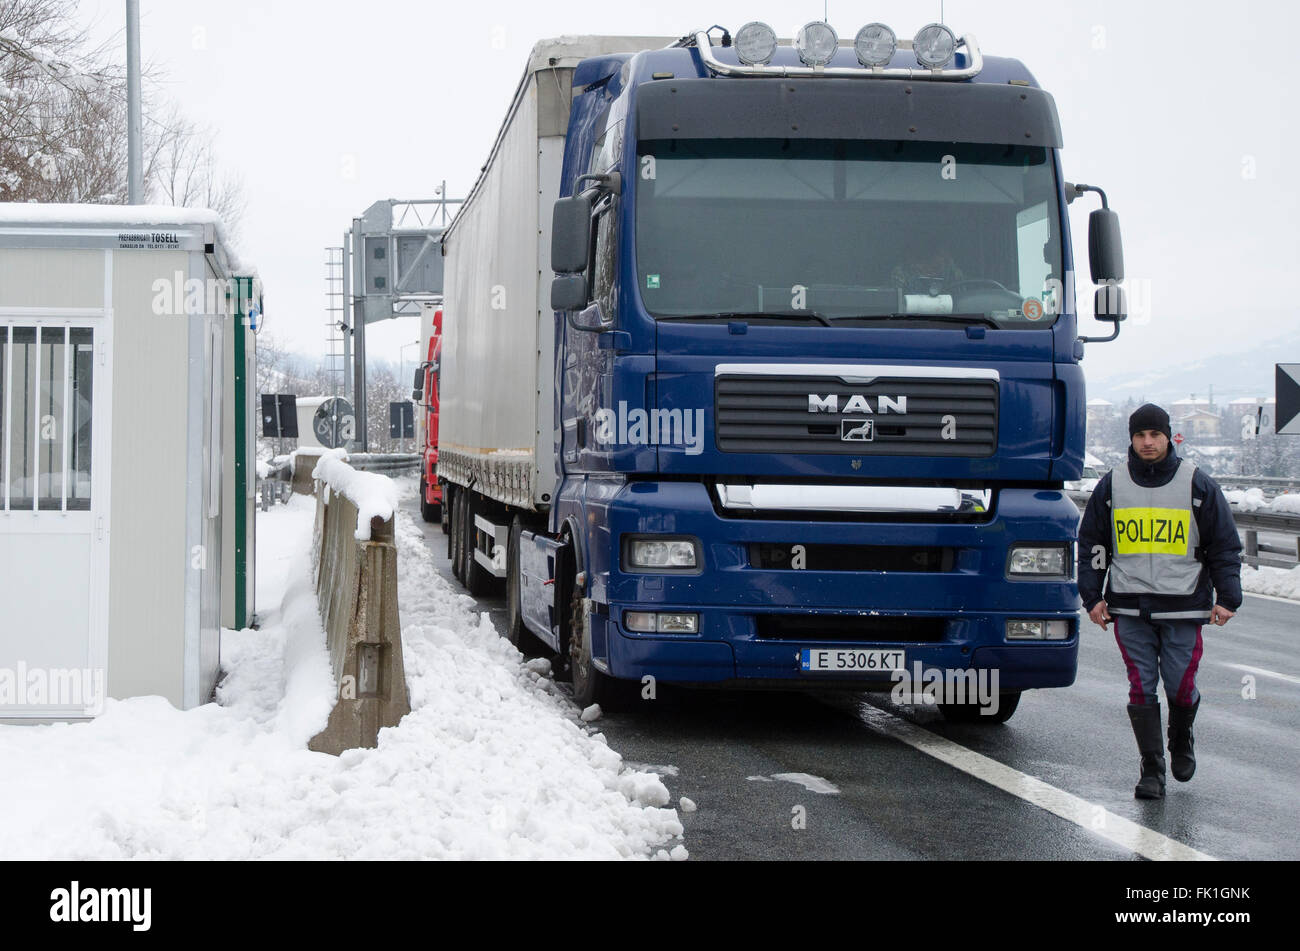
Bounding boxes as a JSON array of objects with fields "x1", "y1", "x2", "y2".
[
  {"x1": 1167, "y1": 698, "x2": 1199, "y2": 782},
  {"x1": 1127, "y1": 703, "x2": 1166, "y2": 800}
]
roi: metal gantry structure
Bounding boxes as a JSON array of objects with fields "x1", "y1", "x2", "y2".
[{"x1": 327, "y1": 187, "x2": 462, "y2": 450}]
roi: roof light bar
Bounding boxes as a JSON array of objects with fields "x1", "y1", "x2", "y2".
[{"x1": 680, "y1": 25, "x2": 983, "y2": 81}]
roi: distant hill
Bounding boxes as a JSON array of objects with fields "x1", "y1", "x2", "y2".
[{"x1": 1084, "y1": 335, "x2": 1294, "y2": 407}]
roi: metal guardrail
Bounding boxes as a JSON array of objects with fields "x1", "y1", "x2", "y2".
[
  {"x1": 1214, "y1": 475, "x2": 1300, "y2": 493},
  {"x1": 1068, "y1": 490, "x2": 1300, "y2": 569},
  {"x1": 256, "y1": 452, "x2": 420, "y2": 509}
]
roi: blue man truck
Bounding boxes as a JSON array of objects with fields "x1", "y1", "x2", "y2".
[{"x1": 436, "y1": 24, "x2": 1126, "y2": 718}]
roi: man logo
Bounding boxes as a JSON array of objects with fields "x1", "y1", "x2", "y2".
[
  {"x1": 808, "y1": 394, "x2": 908, "y2": 415},
  {"x1": 841, "y1": 419, "x2": 874, "y2": 442}
]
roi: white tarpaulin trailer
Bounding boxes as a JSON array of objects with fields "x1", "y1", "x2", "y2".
[
  {"x1": 0, "y1": 205, "x2": 255, "y2": 719},
  {"x1": 437, "y1": 36, "x2": 668, "y2": 510}
]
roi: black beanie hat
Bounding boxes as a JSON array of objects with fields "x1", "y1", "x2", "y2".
[{"x1": 1129, "y1": 403, "x2": 1172, "y2": 439}]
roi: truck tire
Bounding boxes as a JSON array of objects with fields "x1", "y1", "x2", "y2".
[
  {"x1": 419, "y1": 471, "x2": 439, "y2": 523},
  {"x1": 461, "y1": 491, "x2": 493, "y2": 596},
  {"x1": 568, "y1": 587, "x2": 626, "y2": 709},
  {"x1": 939, "y1": 690, "x2": 1021, "y2": 724},
  {"x1": 505, "y1": 516, "x2": 548, "y2": 656},
  {"x1": 450, "y1": 487, "x2": 465, "y2": 582}
]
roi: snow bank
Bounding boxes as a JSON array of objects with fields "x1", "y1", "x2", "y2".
[
  {"x1": 1266, "y1": 493, "x2": 1300, "y2": 515},
  {"x1": 0, "y1": 486, "x2": 683, "y2": 859},
  {"x1": 1226, "y1": 488, "x2": 1267, "y2": 512},
  {"x1": 1242, "y1": 565, "x2": 1300, "y2": 601},
  {"x1": 310, "y1": 448, "x2": 400, "y2": 541}
]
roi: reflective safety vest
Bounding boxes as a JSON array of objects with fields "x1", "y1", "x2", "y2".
[{"x1": 1109, "y1": 459, "x2": 1201, "y2": 602}]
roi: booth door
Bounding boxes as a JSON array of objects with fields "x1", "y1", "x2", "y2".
[{"x1": 0, "y1": 322, "x2": 108, "y2": 718}]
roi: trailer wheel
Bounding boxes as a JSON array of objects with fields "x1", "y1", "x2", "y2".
[
  {"x1": 568, "y1": 587, "x2": 625, "y2": 709},
  {"x1": 450, "y1": 487, "x2": 465, "y2": 582},
  {"x1": 506, "y1": 516, "x2": 548, "y2": 656},
  {"x1": 461, "y1": 491, "x2": 493, "y2": 596},
  {"x1": 439, "y1": 482, "x2": 451, "y2": 535},
  {"x1": 419, "y1": 471, "x2": 439, "y2": 523},
  {"x1": 939, "y1": 690, "x2": 1021, "y2": 724}
]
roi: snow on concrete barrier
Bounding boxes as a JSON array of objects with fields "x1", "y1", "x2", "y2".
[{"x1": 308, "y1": 452, "x2": 409, "y2": 754}]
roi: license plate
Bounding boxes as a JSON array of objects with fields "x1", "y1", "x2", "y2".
[{"x1": 801, "y1": 648, "x2": 905, "y2": 673}]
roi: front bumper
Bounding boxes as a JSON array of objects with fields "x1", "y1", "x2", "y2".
[{"x1": 578, "y1": 480, "x2": 1080, "y2": 690}]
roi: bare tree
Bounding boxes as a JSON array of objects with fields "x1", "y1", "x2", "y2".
[
  {"x1": 2, "y1": 0, "x2": 245, "y2": 235},
  {"x1": 0, "y1": 0, "x2": 127, "y2": 202},
  {"x1": 148, "y1": 102, "x2": 247, "y2": 239}
]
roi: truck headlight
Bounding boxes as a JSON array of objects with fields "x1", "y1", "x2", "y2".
[
  {"x1": 625, "y1": 611, "x2": 699, "y2": 634},
  {"x1": 624, "y1": 536, "x2": 700, "y2": 570},
  {"x1": 1007, "y1": 619, "x2": 1071, "y2": 640},
  {"x1": 1007, "y1": 545, "x2": 1071, "y2": 578}
]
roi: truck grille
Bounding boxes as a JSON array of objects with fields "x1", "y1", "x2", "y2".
[
  {"x1": 754, "y1": 614, "x2": 948, "y2": 643},
  {"x1": 749, "y1": 543, "x2": 953, "y2": 572},
  {"x1": 715, "y1": 374, "x2": 998, "y2": 456}
]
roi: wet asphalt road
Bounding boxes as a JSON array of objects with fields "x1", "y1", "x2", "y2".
[{"x1": 402, "y1": 495, "x2": 1300, "y2": 861}]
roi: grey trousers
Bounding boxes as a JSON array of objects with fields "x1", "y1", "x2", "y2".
[{"x1": 1114, "y1": 616, "x2": 1204, "y2": 707}]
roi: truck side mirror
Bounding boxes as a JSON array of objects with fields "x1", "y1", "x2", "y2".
[
  {"x1": 551, "y1": 194, "x2": 593, "y2": 274},
  {"x1": 1094, "y1": 284, "x2": 1127, "y2": 322},
  {"x1": 411, "y1": 365, "x2": 426, "y2": 403},
  {"x1": 1088, "y1": 208, "x2": 1124, "y2": 284},
  {"x1": 551, "y1": 273, "x2": 589, "y2": 312}
]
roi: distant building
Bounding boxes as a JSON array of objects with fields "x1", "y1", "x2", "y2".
[
  {"x1": 1226, "y1": 397, "x2": 1276, "y2": 436},
  {"x1": 1174, "y1": 407, "x2": 1222, "y2": 441},
  {"x1": 1086, "y1": 400, "x2": 1118, "y2": 428}
]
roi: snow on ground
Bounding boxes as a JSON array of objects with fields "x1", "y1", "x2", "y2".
[
  {"x1": 1242, "y1": 565, "x2": 1300, "y2": 601},
  {"x1": 0, "y1": 483, "x2": 685, "y2": 859}
]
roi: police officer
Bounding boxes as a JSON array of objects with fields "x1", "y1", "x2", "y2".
[{"x1": 1078, "y1": 403, "x2": 1242, "y2": 800}]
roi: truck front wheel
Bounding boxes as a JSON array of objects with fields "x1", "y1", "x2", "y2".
[{"x1": 568, "y1": 588, "x2": 626, "y2": 709}]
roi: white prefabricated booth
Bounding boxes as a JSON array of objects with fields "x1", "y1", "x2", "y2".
[{"x1": 0, "y1": 205, "x2": 255, "y2": 719}]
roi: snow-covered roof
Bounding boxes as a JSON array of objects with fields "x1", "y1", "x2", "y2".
[{"x1": 0, "y1": 202, "x2": 224, "y2": 228}]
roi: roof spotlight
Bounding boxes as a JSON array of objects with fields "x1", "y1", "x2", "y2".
[
  {"x1": 854, "y1": 23, "x2": 896, "y2": 67},
  {"x1": 795, "y1": 21, "x2": 839, "y2": 67},
  {"x1": 734, "y1": 21, "x2": 778, "y2": 66},
  {"x1": 913, "y1": 23, "x2": 957, "y2": 69}
]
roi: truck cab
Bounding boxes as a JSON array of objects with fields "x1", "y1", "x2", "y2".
[{"x1": 439, "y1": 24, "x2": 1127, "y2": 717}]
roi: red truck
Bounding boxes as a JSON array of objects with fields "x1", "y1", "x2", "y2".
[{"x1": 413, "y1": 306, "x2": 443, "y2": 523}]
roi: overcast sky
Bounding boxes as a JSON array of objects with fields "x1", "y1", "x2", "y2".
[{"x1": 76, "y1": 0, "x2": 1298, "y2": 387}]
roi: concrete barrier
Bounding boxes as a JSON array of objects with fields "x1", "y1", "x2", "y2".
[{"x1": 307, "y1": 459, "x2": 410, "y2": 754}]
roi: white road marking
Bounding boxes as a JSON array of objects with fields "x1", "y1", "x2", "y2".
[
  {"x1": 857, "y1": 704, "x2": 1216, "y2": 861},
  {"x1": 1223, "y1": 663, "x2": 1300, "y2": 686},
  {"x1": 769, "y1": 772, "x2": 840, "y2": 795}
]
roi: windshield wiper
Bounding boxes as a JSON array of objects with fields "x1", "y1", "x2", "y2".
[
  {"x1": 830, "y1": 313, "x2": 1001, "y2": 329},
  {"x1": 657, "y1": 311, "x2": 835, "y2": 327}
]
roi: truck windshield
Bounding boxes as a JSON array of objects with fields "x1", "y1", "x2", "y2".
[{"x1": 635, "y1": 139, "x2": 1063, "y2": 327}]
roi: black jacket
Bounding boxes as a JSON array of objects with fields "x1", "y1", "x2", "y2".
[{"x1": 1077, "y1": 446, "x2": 1243, "y2": 616}]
